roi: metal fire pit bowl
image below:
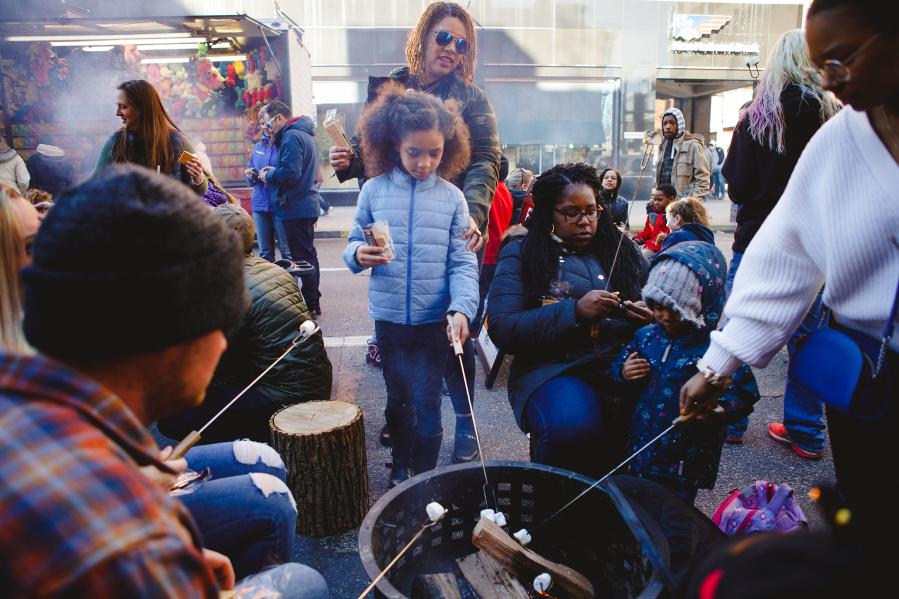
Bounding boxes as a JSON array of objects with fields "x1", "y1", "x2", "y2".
[{"x1": 358, "y1": 461, "x2": 671, "y2": 598}]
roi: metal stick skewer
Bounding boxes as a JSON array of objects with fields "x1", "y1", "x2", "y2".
[
  {"x1": 448, "y1": 315, "x2": 496, "y2": 511},
  {"x1": 169, "y1": 322, "x2": 321, "y2": 459},
  {"x1": 356, "y1": 519, "x2": 438, "y2": 599},
  {"x1": 534, "y1": 413, "x2": 691, "y2": 532}
]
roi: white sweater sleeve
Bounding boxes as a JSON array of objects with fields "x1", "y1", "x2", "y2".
[{"x1": 703, "y1": 139, "x2": 825, "y2": 375}]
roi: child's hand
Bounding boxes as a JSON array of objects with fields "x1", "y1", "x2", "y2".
[
  {"x1": 622, "y1": 352, "x2": 651, "y2": 381},
  {"x1": 446, "y1": 312, "x2": 470, "y2": 348},
  {"x1": 356, "y1": 245, "x2": 390, "y2": 268},
  {"x1": 621, "y1": 300, "x2": 653, "y2": 325},
  {"x1": 655, "y1": 232, "x2": 667, "y2": 244}
]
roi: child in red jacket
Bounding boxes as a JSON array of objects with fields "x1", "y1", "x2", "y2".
[{"x1": 634, "y1": 184, "x2": 677, "y2": 259}]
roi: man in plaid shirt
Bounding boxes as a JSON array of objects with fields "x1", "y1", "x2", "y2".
[{"x1": 0, "y1": 166, "x2": 328, "y2": 598}]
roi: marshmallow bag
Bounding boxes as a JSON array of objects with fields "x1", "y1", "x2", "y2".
[{"x1": 712, "y1": 480, "x2": 808, "y2": 535}]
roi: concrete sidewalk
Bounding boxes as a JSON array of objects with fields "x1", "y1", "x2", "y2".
[{"x1": 314, "y1": 198, "x2": 736, "y2": 239}]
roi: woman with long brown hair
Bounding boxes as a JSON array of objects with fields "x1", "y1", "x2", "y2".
[{"x1": 95, "y1": 80, "x2": 208, "y2": 195}]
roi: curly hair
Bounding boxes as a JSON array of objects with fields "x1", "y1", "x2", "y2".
[
  {"x1": 406, "y1": 2, "x2": 478, "y2": 84},
  {"x1": 358, "y1": 82, "x2": 471, "y2": 180},
  {"x1": 521, "y1": 163, "x2": 644, "y2": 302},
  {"x1": 667, "y1": 196, "x2": 709, "y2": 227}
]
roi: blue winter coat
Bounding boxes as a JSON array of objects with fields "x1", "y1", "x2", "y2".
[
  {"x1": 269, "y1": 116, "x2": 321, "y2": 220},
  {"x1": 486, "y1": 235, "x2": 646, "y2": 430},
  {"x1": 611, "y1": 241, "x2": 760, "y2": 489},
  {"x1": 658, "y1": 223, "x2": 715, "y2": 254},
  {"x1": 246, "y1": 136, "x2": 278, "y2": 213},
  {"x1": 343, "y1": 167, "x2": 479, "y2": 326}
]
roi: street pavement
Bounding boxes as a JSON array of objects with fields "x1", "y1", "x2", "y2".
[{"x1": 298, "y1": 213, "x2": 835, "y2": 596}]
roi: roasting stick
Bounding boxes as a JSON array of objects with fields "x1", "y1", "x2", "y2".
[
  {"x1": 533, "y1": 411, "x2": 696, "y2": 533},
  {"x1": 448, "y1": 315, "x2": 497, "y2": 511},
  {"x1": 603, "y1": 132, "x2": 656, "y2": 292},
  {"x1": 356, "y1": 518, "x2": 441, "y2": 599},
  {"x1": 170, "y1": 321, "x2": 321, "y2": 459}
]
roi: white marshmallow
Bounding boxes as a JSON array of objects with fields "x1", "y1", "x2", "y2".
[
  {"x1": 480, "y1": 509, "x2": 496, "y2": 522},
  {"x1": 426, "y1": 502, "x2": 448, "y2": 523},
  {"x1": 493, "y1": 511, "x2": 507, "y2": 527},
  {"x1": 513, "y1": 529, "x2": 532, "y2": 546},
  {"x1": 299, "y1": 320, "x2": 317, "y2": 338},
  {"x1": 533, "y1": 573, "x2": 552, "y2": 593}
]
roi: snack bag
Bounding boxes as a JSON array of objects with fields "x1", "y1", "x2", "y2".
[
  {"x1": 363, "y1": 221, "x2": 395, "y2": 261},
  {"x1": 323, "y1": 109, "x2": 354, "y2": 155},
  {"x1": 178, "y1": 150, "x2": 198, "y2": 165}
]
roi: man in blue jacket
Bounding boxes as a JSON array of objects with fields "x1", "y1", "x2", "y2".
[{"x1": 259, "y1": 100, "x2": 323, "y2": 315}]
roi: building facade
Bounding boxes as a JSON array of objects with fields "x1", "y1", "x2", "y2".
[{"x1": 299, "y1": 0, "x2": 804, "y2": 198}]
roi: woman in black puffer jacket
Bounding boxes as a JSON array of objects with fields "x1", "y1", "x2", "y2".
[
  {"x1": 487, "y1": 163, "x2": 649, "y2": 477},
  {"x1": 159, "y1": 204, "x2": 332, "y2": 444}
]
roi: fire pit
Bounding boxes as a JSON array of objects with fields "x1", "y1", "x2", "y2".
[{"x1": 358, "y1": 461, "x2": 671, "y2": 598}]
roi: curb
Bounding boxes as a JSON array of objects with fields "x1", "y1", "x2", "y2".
[{"x1": 315, "y1": 230, "x2": 350, "y2": 239}]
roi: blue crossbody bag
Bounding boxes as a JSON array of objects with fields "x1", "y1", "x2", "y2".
[{"x1": 789, "y1": 279, "x2": 898, "y2": 420}]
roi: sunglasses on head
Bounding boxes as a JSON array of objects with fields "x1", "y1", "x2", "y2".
[{"x1": 434, "y1": 30, "x2": 468, "y2": 55}]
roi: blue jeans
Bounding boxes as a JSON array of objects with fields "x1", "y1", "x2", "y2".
[
  {"x1": 377, "y1": 321, "x2": 447, "y2": 438},
  {"x1": 525, "y1": 375, "x2": 607, "y2": 477},
  {"x1": 180, "y1": 441, "x2": 297, "y2": 580},
  {"x1": 711, "y1": 171, "x2": 726, "y2": 198},
  {"x1": 725, "y1": 252, "x2": 827, "y2": 451},
  {"x1": 253, "y1": 211, "x2": 291, "y2": 263}
]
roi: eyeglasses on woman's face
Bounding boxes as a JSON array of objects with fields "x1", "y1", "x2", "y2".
[
  {"x1": 804, "y1": 33, "x2": 882, "y2": 88},
  {"x1": 554, "y1": 207, "x2": 600, "y2": 223},
  {"x1": 434, "y1": 30, "x2": 468, "y2": 55}
]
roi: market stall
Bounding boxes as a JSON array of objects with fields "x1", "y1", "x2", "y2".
[{"x1": 0, "y1": 13, "x2": 310, "y2": 187}]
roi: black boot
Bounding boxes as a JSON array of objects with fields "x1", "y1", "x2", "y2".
[
  {"x1": 452, "y1": 414, "x2": 479, "y2": 463},
  {"x1": 412, "y1": 432, "x2": 443, "y2": 475},
  {"x1": 387, "y1": 418, "x2": 412, "y2": 488}
]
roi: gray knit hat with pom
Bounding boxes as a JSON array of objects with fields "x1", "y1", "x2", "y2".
[{"x1": 642, "y1": 258, "x2": 704, "y2": 328}]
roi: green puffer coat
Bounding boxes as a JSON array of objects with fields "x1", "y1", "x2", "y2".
[{"x1": 214, "y1": 255, "x2": 332, "y2": 404}]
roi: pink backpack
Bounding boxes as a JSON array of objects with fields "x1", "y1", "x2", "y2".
[{"x1": 712, "y1": 481, "x2": 808, "y2": 535}]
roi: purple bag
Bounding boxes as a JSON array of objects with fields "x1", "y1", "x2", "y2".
[
  {"x1": 200, "y1": 181, "x2": 229, "y2": 207},
  {"x1": 712, "y1": 481, "x2": 808, "y2": 535}
]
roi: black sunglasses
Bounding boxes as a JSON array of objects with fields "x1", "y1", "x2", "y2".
[{"x1": 434, "y1": 30, "x2": 468, "y2": 55}]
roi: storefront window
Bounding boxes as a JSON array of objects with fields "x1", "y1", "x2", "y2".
[{"x1": 486, "y1": 79, "x2": 618, "y2": 175}]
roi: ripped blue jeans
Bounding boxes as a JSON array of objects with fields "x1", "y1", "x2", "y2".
[{"x1": 180, "y1": 441, "x2": 297, "y2": 580}]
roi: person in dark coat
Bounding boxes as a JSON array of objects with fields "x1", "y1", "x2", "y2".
[
  {"x1": 25, "y1": 140, "x2": 76, "y2": 197},
  {"x1": 721, "y1": 29, "x2": 841, "y2": 450},
  {"x1": 598, "y1": 167, "x2": 630, "y2": 229},
  {"x1": 329, "y1": 1, "x2": 500, "y2": 249},
  {"x1": 159, "y1": 204, "x2": 332, "y2": 444},
  {"x1": 259, "y1": 100, "x2": 324, "y2": 314},
  {"x1": 486, "y1": 163, "x2": 650, "y2": 477}
]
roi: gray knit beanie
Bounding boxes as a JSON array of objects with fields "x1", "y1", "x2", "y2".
[
  {"x1": 642, "y1": 258, "x2": 704, "y2": 328},
  {"x1": 22, "y1": 164, "x2": 250, "y2": 361}
]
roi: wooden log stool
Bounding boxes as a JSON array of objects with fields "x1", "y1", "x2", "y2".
[{"x1": 270, "y1": 401, "x2": 370, "y2": 536}]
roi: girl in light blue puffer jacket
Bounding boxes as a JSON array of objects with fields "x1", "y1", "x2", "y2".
[{"x1": 343, "y1": 85, "x2": 479, "y2": 488}]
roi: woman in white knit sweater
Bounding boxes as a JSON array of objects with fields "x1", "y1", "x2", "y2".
[{"x1": 681, "y1": 0, "x2": 897, "y2": 541}]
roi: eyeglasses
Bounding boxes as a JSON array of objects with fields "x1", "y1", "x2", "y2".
[
  {"x1": 434, "y1": 30, "x2": 468, "y2": 55},
  {"x1": 554, "y1": 207, "x2": 600, "y2": 223},
  {"x1": 804, "y1": 34, "x2": 882, "y2": 87}
]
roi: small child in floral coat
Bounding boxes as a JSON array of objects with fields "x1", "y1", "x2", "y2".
[{"x1": 612, "y1": 241, "x2": 760, "y2": 504}]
